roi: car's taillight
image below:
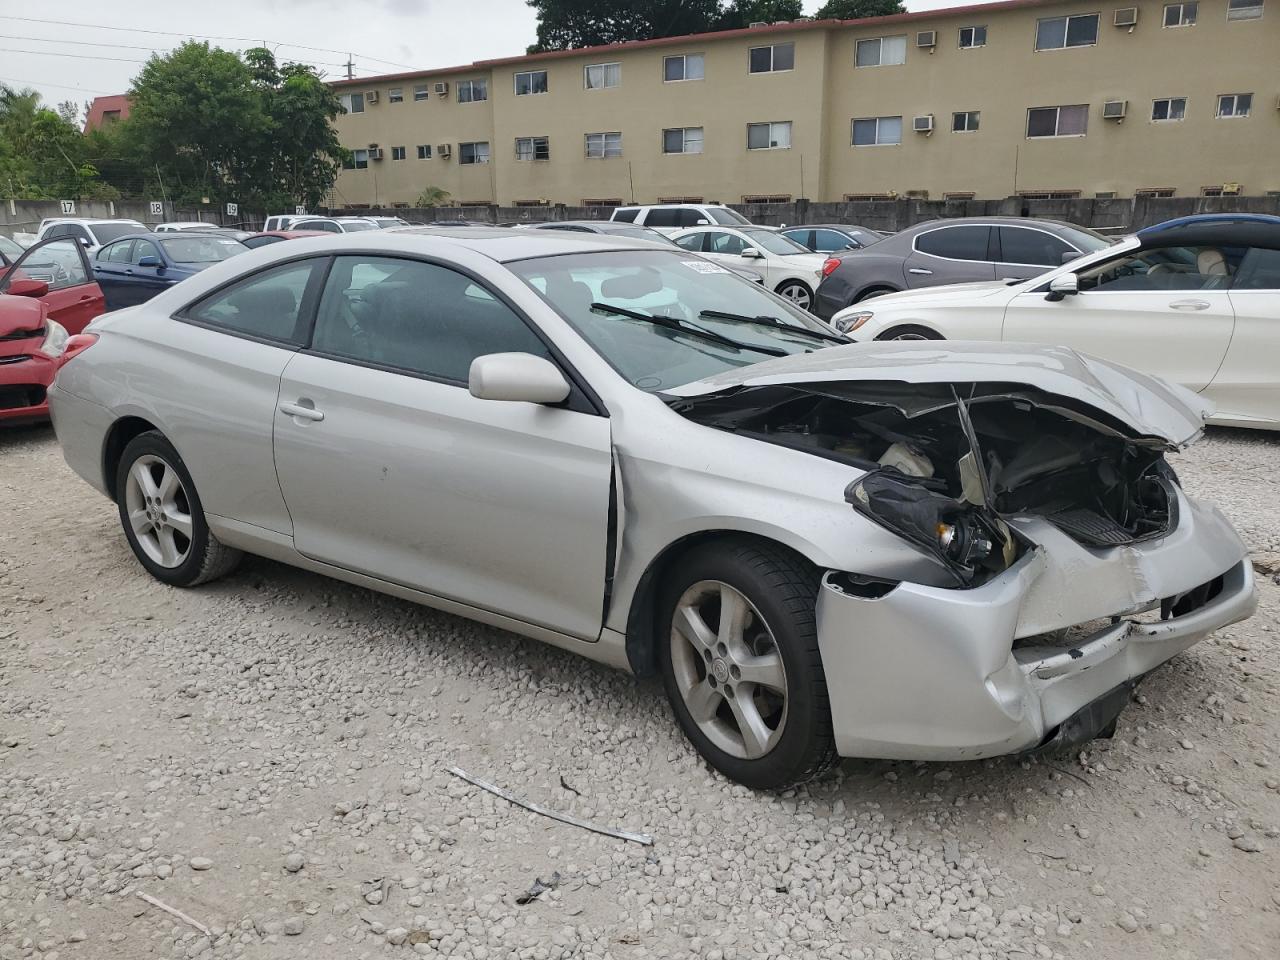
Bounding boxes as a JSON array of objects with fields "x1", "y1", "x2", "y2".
[
  {"x1": 821, "y1": 257, "x2": 841, "y2": 278},
  {"x1": 60, "y1": 333, "x2": 98, "y2": 363}
]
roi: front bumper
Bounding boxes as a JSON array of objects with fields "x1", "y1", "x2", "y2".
[
  {"x1": 0, "y1": 353, "x2": 56, "y2": 424},
  {"x1": 815, "y1": 489, "x2": 1256, "y2": 760}
]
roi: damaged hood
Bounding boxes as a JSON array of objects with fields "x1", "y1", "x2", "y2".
[{"x1": 665, "y1": 341, "x2": 1211, "y2": 447}]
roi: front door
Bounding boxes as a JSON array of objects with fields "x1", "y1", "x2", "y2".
[
  {"x1": 1001, "y1": 243, "x2": 1236, "y2": 391},
  {"x1": 1213, "y1": 245, "x2": 1280, "y2": 423},
  {"x1": 993, "y1": 225, "x2": 1079, "y2": 282},
  {"x1": 272, "y1": 253, "x2": 613, "y2": 641},
  {"x1": 0, "y1": 237, "x2": 105, "y2": 334}
]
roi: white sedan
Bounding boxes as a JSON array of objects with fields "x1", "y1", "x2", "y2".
[
  {"x1": 672, "y1": 226, "x2": 826, "y2": 310},
  {"x1": 832, "y1": 214, "x2": 1280, "y2": 430}
]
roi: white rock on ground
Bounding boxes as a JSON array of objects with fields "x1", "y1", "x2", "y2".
[{"x1": 0, "y1": 424, "x2": 1277, "y2": 959}]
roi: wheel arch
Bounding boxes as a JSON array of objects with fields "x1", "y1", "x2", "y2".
[
  {"x1": 102, "y1": 415, "x2": 162, "y2": 500},
  {"x1": 874, "y1": 322, "x2": 946, "y2": 341},
  {"x1": 853, "y1": 283, "x2": 901, "y2": 303},
  {"x1": 623, "y1": 529, "x2": 817, "y2": 679}
]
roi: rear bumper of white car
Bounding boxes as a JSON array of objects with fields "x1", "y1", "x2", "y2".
[{"x1": 815, "y1": 488, "x2": 1255, "y2": 760}]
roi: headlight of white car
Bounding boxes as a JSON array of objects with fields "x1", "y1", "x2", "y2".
[
  {"x1": 833, "y1": 311, "x2": 874, "y2": 335},
  {"x1": 38, "y1": 320, "x2": 69, "y2": 359}
]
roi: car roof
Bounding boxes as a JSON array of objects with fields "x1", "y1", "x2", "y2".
[
  {"x1": 44, "y1": 218, "x2": 144, "y2": 226},
  {"x1": 294, "y1": 225, "x2": 660, "y2": 262},
  {"x1": 251, "y1": 230, "x2": 330, "y2": 239},
  {"x1": 901, "y1": 217, "x2": 1085, "y2": 233},
  {"x1": 784, "y1": 224, "x2": 875, "y2": 232},
  {"x1": 1136, "y1": 213, "x2": 1280, "y2": 250}
]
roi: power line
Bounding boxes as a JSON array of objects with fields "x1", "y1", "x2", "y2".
[
  {"x1": 0, "y1": 33, "x2": 162, "y2": 51},
  {"x1": 0, "y1": 15, "x2": 416, "y2": 69},
  {"x1": 0, "y1": 46, "x2": 148, "y2": 63},
  {"x1": 0, "y1": 75, "x2": 114, "y2": 95},
  {"x1": 0, "y1": 39, "x2": 350, "y2": 71}
]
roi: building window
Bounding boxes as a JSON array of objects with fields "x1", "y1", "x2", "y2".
[
  {"x1": 417, "y1": 144, "x2": 432, "y2": 159},
  {"x1": 748, "y1": 42, "x2": 794, "y2": 73},
  {"x1": 582, "y1": 198, "x2": 623, "y2": 207},
  {"x1": 943, "y1": 192, "x2": 976, "y2": 200},
  {"x1": 584, "y1": 62, "x2": 621, "y2": 89},
  {"x1": 742, "y1": 194, "x2": 791, "y2": 204},
  {"x1": 1227, "y1": 0, "x2": 1264, "y2": 19},
  {"x1": 1018, "y1": 190, "x2": 1082, "y2": 199},
  {"x1": 514, "y1": 70, "x2": 548, "y2": 96},
  {"x1": 413, "y1": 84, "x2": 429, "y2": 101},
  {"x1": 341, "y1": 92, "x2": 364, "y2": 114},
  {"x1": 746, "y1": 121, "x2": 792, "y2": 150},
  {"x1": 459, "y1": 141, "x2": 490, "y2": 164},
  {"x1": 514, "y1": 200, "x2": 548, "y2": 207},
  {"x1": 585, "y1": 131, "x2": 623, "y2": 158},
  {"x1": 388, "y1": 88, "x2": 404, "y2": 103},
  {"x1": 952, "y1": 111, "x2": 981, "y2": 132},
  {"x1": 1035, "y1": 14, "x2": 1100, "y2": 50},
  {"x1": 855, "y1": 36, "x2": 907, "y2": 67},
  {"x1": 391, "y1": 146, "x2": 406, "y2": 161},
  {"x1": 1217, "y1": 93, "x2": 1252, "y2": 117},
  {"x1": 1095, "y1": 191, "x2": 1117, "y2": 199},
  {"x1": 515, "y1": 136, "x2": 550, "y2": 161},
  {"x1": 664, "y1": 54, "x2": 704, "y2": 81},
  {"x1": 1201, "y1": 184, "x2": 1242, "y2": 196},
  {"x1": 844, "y1": 193, "x2": 894, "y2": 202},
  {"x1": 346, "y1": 148, "x2": 369, "y2": 170},
  {"x1": 1163, "y1": 2, "x2": 1198, "y2": 25},
  {"x1": 663, "y1": 127, "x2": 704, "y2": 154},
  {"x1": 1152, "y1": 97, "x2": 1187, "y2": 121},
  {"x1": 852, "y1": 116, "x2": 903, "y2": 146},
  {"x1": 457, "y1": 79, "x2": 488, "y2": 103},
  {"x1": 657, "y1": 196, "x2": 704, "y2": 203},
  {"x1": 1135, "y1": 187, "x2": 1176, "y2": 197},
  {"x1": 958, "y1": 25, "x2": 988, "y2": 47},
  {"x1": 1026, "y1": 104, "x2": 1089, "y2": 137}
]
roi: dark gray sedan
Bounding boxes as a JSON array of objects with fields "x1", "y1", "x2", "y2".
[
  {"x1": 813, "y1": 217, "x2": 1111, "y2": 319},
  {"x1": 780, "y1": 224, "x2": 884, "y2": 254}
]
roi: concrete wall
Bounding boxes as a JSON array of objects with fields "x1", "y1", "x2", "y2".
[{"x1": 0, "y1": 199, "x2": 253, "y2": 240}]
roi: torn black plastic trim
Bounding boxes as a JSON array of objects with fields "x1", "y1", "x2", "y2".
[{"x1": 825, "y1": 571, "x2": 899, "y2": 599}]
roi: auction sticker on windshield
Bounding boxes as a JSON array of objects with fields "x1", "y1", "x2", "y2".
[{"x1": 682, "y1": 261, "x2": 730, "y2": 274}]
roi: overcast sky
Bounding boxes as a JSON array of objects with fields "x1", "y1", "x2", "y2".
[{"x1": 1, "y1": 0, "x2": 960, "y2": 111}]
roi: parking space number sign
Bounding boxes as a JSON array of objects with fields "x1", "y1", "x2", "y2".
[
  {"x1": 226, "y1": 202, "x2": 238, "y2": 217},
  {"x1": 60, "y1": 200, "x2": 76, "y2": 215},
  {"x1": 149, "y1": 201, "x2": 164, "y2": 216}
]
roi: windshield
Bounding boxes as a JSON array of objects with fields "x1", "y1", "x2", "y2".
[
  {"x1": 373, "y1": 218, "x2": 409, "y2": 227},
  {"x1": 160, "y1": 236, "x2": 247, "y2": 263},
  {"x1": 610, "y1": 226, "x2": 678, "y2": 246},
  {"x1": 0, "y1": 235, "x2": 22, "y2": 260},
  {"x1": 339, "y1": 221, "x2": 379, "y2": 232},
  {"x1": 90, "y1": 222, "x2": 145, "y2": 244},
  {"x1": 510, "y1": 250, "x2": 831, "y2": 391},
  {"x1": 742, "y1": 229, "x2": 812, "y2": 256},
  {"x1": 708, "y1": 208, "x2": 752, "y2": 226}
]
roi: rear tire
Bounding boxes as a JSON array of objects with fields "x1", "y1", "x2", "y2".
[
  {"x1": 775, "y1": 280, "x2": 814, "y2": 311},
  {"x1": 658, "y1": 538, "x2": 837, "y2": 789},
  {"x1": 876, "y1": 324, "x2": 943, "y2": 341},
  {"x1": 115, "y1": 431, "x2": 242, "y2": 587}
]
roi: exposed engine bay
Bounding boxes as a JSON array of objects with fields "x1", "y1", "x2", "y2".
[{"x1": 669, "y1": 381, "x2": 1179, "y2": 587}]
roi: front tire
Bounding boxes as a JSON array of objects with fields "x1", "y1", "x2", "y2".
[
  {"x1": 115, "y1": 431, "x2": 242, "y2": 587},
  {"x1": 658, "y1": 539, "x2": 837, "y2": 789},
  {"x1": 775, "y1": 280, "x2": 814, "y2": 311},
  {"x1": 876, "y1": 324, "x2": 943, "y2": 341}
]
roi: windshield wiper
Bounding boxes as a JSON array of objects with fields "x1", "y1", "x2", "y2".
[
  {"x1": 698, "y1": 309, "x2": 847, "y2": 344},
  {"x1": 590, "y1": 302, "x2": 787, "y2": 357}
]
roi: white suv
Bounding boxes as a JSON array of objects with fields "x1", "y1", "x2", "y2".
[
  {"x1": 36, "y1": 218, "x2": 146, "y2": 252},
  {"x1": 610, "y1": 204, "x2": 752, "y2": 235}
]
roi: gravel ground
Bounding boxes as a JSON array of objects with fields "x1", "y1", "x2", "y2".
[{"x1": 1, "y1": 424, "x2": 1278, "y2": 960}]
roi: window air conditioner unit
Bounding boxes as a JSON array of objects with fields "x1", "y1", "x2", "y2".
[
  {"x1": 916, "y1": 31, "x2": 937, "y2": 48},
  {"x1": 1102, "y1": 99, "x2": 1128, "y2": 120},
  {"x1": 437, "y1": 143, "x2": 452, "y2": 159},
  {"x1": 365, "y1": 90, "x2": 379, "y2": 104},
  {"x1": 368, "y1": 147, "x2": 384, "y2": 160},
  {"x1": 1113, "y1": 7, "x2": 1139, "y2": 27},
  {"x1": 912, "y1": 114, "x2": 935, "y2": 133},
  {"x1": 434, "y1": 81, "x2": 449, "y2": 96},
  {"x1": 1222, "y1": 182, "x2": 1241, "y2": 195}
]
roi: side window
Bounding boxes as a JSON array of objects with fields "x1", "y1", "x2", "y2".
[
  {"x1": 813, "y1": 230, "x2": 852, "y2": 252},
  {"x1": 184, "y1": 260, "x2": 320, "y2": 343},
  {"x1": 708, "y1": 232, "x2": 747, "y2": 255},
  {"x1": 4, "y1": 238, "x2": 91, "y2": 292},
  {"x1": 611, "y1": 208, "x2": 639, "y2": 223},
  {"x1": 311, "y1": 256, "x2": 551, "y2": 384},
  {"x1": 644, "y1": 208, "x2": 680, "y2": 228},
  {"x1": 914, "y1": 225, "x2": 991, "y2": 261},
  {"x1": 677, "y1": 209, "x2": 706, "y2": 227},
  {"x1": 1077, "y1": 246, "x2": 1241, "y2": 292},
  {"x1": 673, "y1": 234, "x2": 705, "y2": 252},
  {"x1": 999, "y1": 227, "x2": 1074, "y2": 266},
  {"x1": 101, "y1": 240, "x2": 135, "y2": 263},
  {"x1": 132, "y1": 240, "x2": 160, "y2": 264},
  {"x1": 1232, "y1": 247, "x2": 1280, "y2": 291},
  {"x1": 46, "y1": 224, "x2": 72, "y2": 240}
]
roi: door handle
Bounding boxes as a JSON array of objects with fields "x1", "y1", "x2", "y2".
[
  {"x1": 908, "y1": 267, "x2": 933, "y2": 275},
  {"x1": 1169, "y1": 299, "x2": 1210, "y2": 311},
  {"x1": 279, "y1": 400, "x2": 324, "y2": 422}
]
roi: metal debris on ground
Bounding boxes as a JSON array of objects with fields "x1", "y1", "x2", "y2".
[
  {"x1": 135, "y1": 891, "x2": 211, "y2": 936},
  {"x1": 559, "y1": 774, "x2": 582, "y2": 796},
  {"x1": 515, "y1": 871, "x2": 563, "y2": 905},
  {"x1": 447, "y1": 766, "x2": 654, "y2": 846}
]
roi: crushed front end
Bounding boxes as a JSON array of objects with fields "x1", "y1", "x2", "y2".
[{"x1": 672, "y1": 377, "x2": 1256, "y2": 760}]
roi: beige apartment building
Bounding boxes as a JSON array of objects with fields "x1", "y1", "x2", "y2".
[{"x1": 328, "y1": 0, "x2": 1279, "y2": 208}]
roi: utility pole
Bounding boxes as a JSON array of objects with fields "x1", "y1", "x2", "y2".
[{"x1": 346, "y1": 55, "x2": 354, "y2": 80}]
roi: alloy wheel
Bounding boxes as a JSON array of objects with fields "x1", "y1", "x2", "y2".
[
  {"x1": 778, "y1": 283, "x2": 811, "y2": 309},
  {"x1": 124, "y1": 455, "x2": 194, "y2": 569},
  {"x1": 669, "y1": 580, "x2": 788, "y2": 760}
]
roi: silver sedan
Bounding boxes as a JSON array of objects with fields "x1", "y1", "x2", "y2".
[{"x1": 49, "y1": 229, "x2": 1256, "y2": 789}]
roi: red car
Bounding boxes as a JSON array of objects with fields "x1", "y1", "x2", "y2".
[
  {"x1": 241, "y1": 229, "x2": 330, "y2": 249},
  {"x1": 0, "y1": 237, "x2": 105, "y2": 425}
]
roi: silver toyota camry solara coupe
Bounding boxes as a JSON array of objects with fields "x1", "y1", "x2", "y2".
[{"x1": 49, "y1": 229, "x2": 1256, "y2": 789}]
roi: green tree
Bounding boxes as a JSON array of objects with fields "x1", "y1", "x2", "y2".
[
  {"x1": 526, "y1": 0, "x2": 722, "y2": 51},
  {"x1": 0, "y1": 84, "x2": 116, "y2": 199},
  {"x1": 814, "y1": 0, "x2": 905, "y2": 20},
  {"x1": 415, "y1": 186, "x2": 452, "y2": 207},
  {"x1": 718, "y1": 0, "x2": 803, "y2": 29}
]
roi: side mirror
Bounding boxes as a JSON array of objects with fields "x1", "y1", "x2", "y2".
[
  {"x1": 1045, "y1": 273, "x2": 1079, "y2": 302},
  {"x1": 7, "y1": 277, "x2": 49, "y2": 298},
  {"x1": 79, "y1": 238, "x2": 92, "y2": 248},
  {"x1": 740, "y1": 247, "x2": 763, "y2": 259},
  {"x1": 137, "y1": 255, "x2": 161, "y2": 268},
  {"x1": 469, "y1": 352, "x2": 570, "y2": 405}
]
